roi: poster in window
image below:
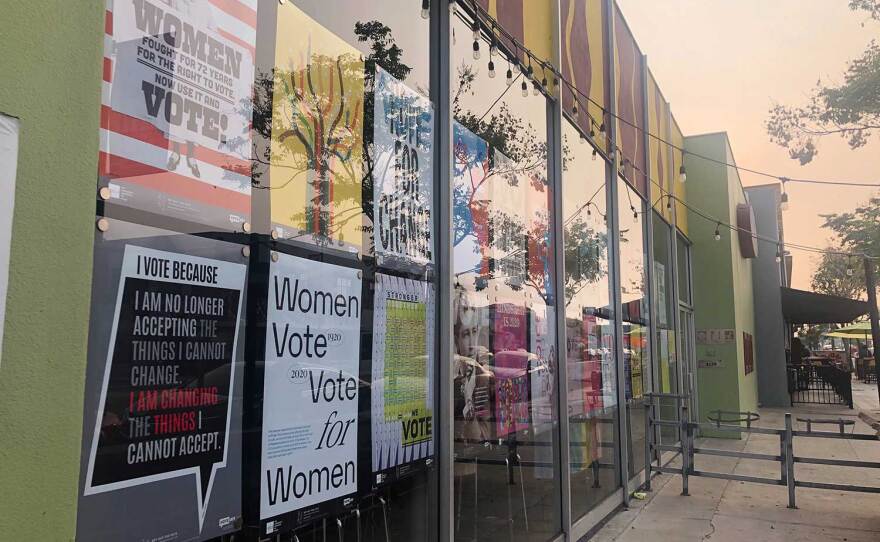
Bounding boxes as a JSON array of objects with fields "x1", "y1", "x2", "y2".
[
  {"x1": 0, "y1": 114, "x2": 18, "y2": 370},
  {"x1": 372, "y1": 67, "x2": 434, "y2": 269},
  {"x1": 371, "y1": 273, "x2": 434, "y2": 486},
  {"x1": 493, "y1": 303, "x2": 529, "y2": 437},
  {"x1": 269, "y1": 4, "x2": 365, "y2": 254},
  {"x1": 653, "y1": 261, "x2": 667, "y2": 327},
  {"x1": 99, "y1": 0, "x2": 257, "y2": 230},
  {"x1": 78, "y1": 231, "x2": 247, "y2": 542},
  {"x1": 261, "y1": 253, "x2": 361, "y2": 533},
  {"x1": 452, "y1": 121, "x2": 490, "y2": 278}
]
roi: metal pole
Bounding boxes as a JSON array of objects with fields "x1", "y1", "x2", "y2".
[
  {"x1": 863, "y1": 258, "x2": 880, "y2": 404},
  {"x1": 643, "y1": 400, "x2": 652, "y2": 491},
  {"x1": 785, "y1": 413, "x2": 796, "y2": 509},
  {"x1": 434, "y1": 1, "x2": 454, "y2": 540},
  {"x1": 679, "y1": 401, "x2": 689, "y2": 496}
]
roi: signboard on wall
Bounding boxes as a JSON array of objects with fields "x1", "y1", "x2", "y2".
[
  {"x1": 261, "y1": 253, "x2": 361, "y2": 533},
  {"x1": 371, "y1": 273, "x2": 434, "y2": 486},
  {"x1": 372, "y1": 67, "x2": 434, "y2": 268},
  {"x1": 78, "y1": 227, "x2": 247, "y2": 542},
  {"x1": 99, "y1": 0, "x2": 257, "y2": 229},
  {"x1": 269, "y1": 4, "x2": 365, "y2": 254},
  {"x1": 0, "y1": 113, "x2": 19, "y2": 370}
]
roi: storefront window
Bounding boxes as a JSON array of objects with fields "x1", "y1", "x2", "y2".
[
  {"x1": 653, "y1": 212, "x2": 679, "y2": 444},
  {"x1": 677, "y1": 233, "x2": 691, "y2": 305},
  {"x1": 562, "y1": 123, "x2": 621, "y2": 519},
  {"x1": 618, "y1": 178, "x2": 650, "y2": 475},
  {"x1": 451, "y1": 10, "x2": 562, "y2": 542},
  {"x1": 252, "y1": 2, "x2": 437, "y2": 540}
]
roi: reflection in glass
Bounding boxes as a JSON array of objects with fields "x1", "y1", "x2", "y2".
[
  {"x1": 652, "y1": 212, "x2": 678, "y2": 444},
  {"x1": 561, "y1": 123, "x2": 621, "y2": 519},
  {"x1": 617, "y1": 179, "x2": 650, "y2": 475},
  {"x1": 451, "y1": 11, "x2": 561, "y2": 542}
]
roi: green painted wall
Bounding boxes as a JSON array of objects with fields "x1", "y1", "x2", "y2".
[
  {"x1": 0, "y1": 1, "x2": 104, "y2": 538},
  {"x1": 685, "y1": 133, "x2": 758, "y2": 438}
]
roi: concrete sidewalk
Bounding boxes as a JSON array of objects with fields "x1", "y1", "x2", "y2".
[{"x1": 591, "y1": 404, "x2": 880, "y2": 542}]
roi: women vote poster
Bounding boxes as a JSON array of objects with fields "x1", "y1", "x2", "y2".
[
  {"x1": 372, "y1": 67, "x2": 434, "y2": 268},
  {"x1": 99, "y1": 0, "x2": 257, "y2": 229},
  {"x1": 77, "y1": 225, "x2": 247, "y2": 542},
  {"x1": 269, "y1": 4, "x2": 365, "y2": 254},
  {"x1": 371, "y1": 273, "x2": 435, "y2": 486},
  {"x1": 261, "y1": 253, "x2": 361, "y2": 534}
]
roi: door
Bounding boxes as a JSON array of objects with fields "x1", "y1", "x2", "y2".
[{"x1": 679, "y1": 308, "x2": 698, "y2": 421}]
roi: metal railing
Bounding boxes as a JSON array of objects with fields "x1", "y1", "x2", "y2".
[
  {"x1": 643, "y1": 393, "x2": 880, "y2": 508},
  {"x1": 787, "y1": 363, "x2": 854, "y2": 408}
]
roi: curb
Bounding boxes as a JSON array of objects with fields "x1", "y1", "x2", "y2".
[{"x1": 857, "y1": 410, "x2": 880, "y2": 434}]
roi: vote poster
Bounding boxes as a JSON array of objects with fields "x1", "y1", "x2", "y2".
[
  {"x1": 452, "y1": 121, "x2": 490, "y2": 278},
  {"x1": 371, "y1": 273, "x2": 435, "y2": 486},
  {"x1": 493, "y1": 303, "x2": 529, "y2": 437},
  {"x1": 99, "y1": 0, "x2": 257, "y2": 229},
  {"x1": 269, "y1": 4, "x2": 365, "y2": 254},
  {"x1": 372, "y1": 67, "x2": 434, "y2": 268},
  {"x1": 261, "y1": 253, "x2": 361, "y2": 534},
  {"x1": 78, "y1": 229, "x2": 247, "y2": 542}
]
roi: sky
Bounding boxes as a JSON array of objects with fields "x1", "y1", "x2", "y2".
[{"x1": 617, "y1": 0, "x2": 880, "y2": 291}]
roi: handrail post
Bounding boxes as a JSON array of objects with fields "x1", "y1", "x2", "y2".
[
  {"x1": 679, "y1": 401, "x2": 689, "y2": 496},
  {"x1": 644, "y1": 399, "x2": 652, "y2": 491},
  {"x1": 785, "y1": 413, "x2": 796, "y2": 509}
]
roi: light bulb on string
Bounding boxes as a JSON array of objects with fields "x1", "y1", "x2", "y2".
[
  {"x1": 572, "y1": 102, "x2": 579, "y2": 120},
  {"x1": 666, "y1": 195, "x2": 673, "y2": 211},
  {"x1": 487, "y1": 59, "x2": 495, "y2": 78},
  {"x1": 714, "y1": 223, "x2": 721, "y2": 241},
  {"x1": 586, "y1": 204, "x2": 592, "y2": 216},
  {"x1": 449, "y1": 0, "x2": 455, "y2": 13},
  {"x1": 472, "y1": 19, "x2": 480, "y2": 40},
  {"x1": 532, "y1": 80, "x2": 540, "y2": 96},
  {"x1": 779, "y1": 177, "x2": 790, "y2": 210},
  {"x1": 421, "y1": 0, "x2": 430, "y2": 19},
  {"x1": 472, "y1": 40, "x2": 480, "y2": 60},
  {"x1": 679, "y1": 163, "x2": 687, "y2": 183},
  {"x1": 506, "y1": 65, "x2": 514, "y2": 86},
  {"x1": 592, "y1": 148, "x2": 598, "y2": 161},
  {"x1": 589, "y1": 121, "x2": 596, "y2": 139},
  {"x1": 599, "y1": 122, "x2": 606, "y2": 133},
  {"x1": 521, "y1": 80, "x2": 528, "y2": 97},
  {"x1": 632, "y1": 206, "x2": 639, "y2": 221},
  {"x1": 775, "y1": 245, "x2": 782, "y2": 263}
]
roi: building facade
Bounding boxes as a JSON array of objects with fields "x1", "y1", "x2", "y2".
[{"x1": 0, "y1": 1, "x2": 778, "y2": 541}]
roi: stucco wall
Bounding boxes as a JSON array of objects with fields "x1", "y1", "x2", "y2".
[{"x1": 0, "y1": 1, "x2": 104, "y2": 538}]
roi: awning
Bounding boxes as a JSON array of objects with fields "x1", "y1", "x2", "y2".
[{"x1": 781, "y1": 287, "x2": 870, "y2": 325}]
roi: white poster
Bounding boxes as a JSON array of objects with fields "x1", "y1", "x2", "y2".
[
  {"x1": 0, "y1": 114, "x2": 18, "y2": 370},
  {"x1": 261, "y1": 254, "x2": 361, "y2": 521},
  {"x1": 372, "y1": 66, "x2": 434, "y2": 267},
  {"x1": 371, "y1": 274, "x2": 434, "y2": 481}
]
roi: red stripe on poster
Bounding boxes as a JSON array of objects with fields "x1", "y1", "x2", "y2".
[
  {"x1": 100, "y1": 106, "x2": 250, "y2": 174},
  {"x1": 208, "y1": 0, "x2": 258, "y2": 28},
  {"x1": 217, "y1": 28, "x2": 256, "y2": 61},
  {"x1": 103, "y1": 58, "x2": 113, "y2": 83},
  {"x1": 99, "y1": 152, "x2": 250, "y2": 213}
]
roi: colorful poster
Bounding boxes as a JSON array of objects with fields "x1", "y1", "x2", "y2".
[
  {"x1": 371, "y1": 274, "x2": 434, "y2": 485},
  {"x1": 493, "y1": 303, "x2": 529, "y2": 437},
  {"x1": 99, "y1": 0, "x2": 256, "y2": 228},
  {"x1": 81, "y1": 242, "x2": 246, "y2": 541},
  {"x1": 270, "y1": 5, "x2": 365, "y2": 253},
  {"x1": 372, "y1": 67, "x2": 434, "y2": 268},
  {"x1": 0, "y1": 114, "x2": 18, "y2": 371},
  {"x1": 261, "y1": 254, "x2": 361, "y2": 531},
  {"x1": 452, "y1": 121, "x2": 490, "y2": 277}
]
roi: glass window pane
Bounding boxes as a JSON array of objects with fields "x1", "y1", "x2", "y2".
[
  {"x1": 653, "y1": 212, "x2": 678, "y2": 444},
  {"x1": 677, "y1": 234, "x2": 690, "y2": 305},
  {"x1": 451, "y1": 12, "x2": 561, "y2": 541},
  {"x1": 562, "y1": 123, "x2": 621, "y2": 519},
  {"x1": 618, "y1": 178, "x2": 650, "y2": 475}
]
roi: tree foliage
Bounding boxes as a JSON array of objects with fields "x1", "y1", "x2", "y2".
[
  {"x1": 766, "y1": 1, "x2": 880, "y2": 164},
  {"x1": 811, "y1": 251, "x2": 865, "y2": 299}
]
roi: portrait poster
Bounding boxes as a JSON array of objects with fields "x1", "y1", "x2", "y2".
[
  {"x1": 269, "y1": 4, "x2": 365, "y2": 254},
  {"x1": 452, "y1": 121, "x2": 490, "y2": 278},
  {"x1": 78, "y1": 227, "x2": 247, "y2": 542},
  {"x1": 371, "y1": 273, "x2": 435, "y2": 486},
  {"x1": 372, "y1": 67, "x2": 434, "y2": 268},
  {"x1": 99, "y1": 0, "x2": 256, "y2": 229},
  {"x1": 260, "y1": 253, "x2": 361, "y2": 534}
]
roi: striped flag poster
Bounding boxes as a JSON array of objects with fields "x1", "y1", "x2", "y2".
[{"x1": 99, "y1": 0, "x2": 257, "y2": 229}]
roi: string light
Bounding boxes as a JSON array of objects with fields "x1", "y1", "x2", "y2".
[
  {"x1": 666, "y1": 196, "x2": 673, "y2": 211},
  {"x1": 592, "y1": 148, "x2": 598, "y2": 161},
  {"x1": 532, "y1": 80, "x2": 540, "y2": 96},
  {"x1": 506, "y1": 63, "x2": 513, "y2": 86},
  {"x1": 521, "y1": 79, "x2": 528, "y2": 97},
  {"x1": 775, "y1": 245, "x2": 783, "y2": 263},
  {"x1": 714, "y1": 223, "x2": 721, "y2": 241},
  {"x1": 487, "y1": 59, "x2": 496, "y2": 78},
  {"x1": 472, "y1": 40, "x2": 480, "y2": 60},
  {"x1": 572, "y1": 102, "x2": 579, "y2": 120},
  {"x1": 472, "y1": 19, "x2": 480, "y2": 40},
  {"x1": 780, "y1": 177, "x2": 790, "y2": 210},
  {"x1": 421, "y1": 0, "x2": 430, "y2": 19},
  {"x1": 846, "y1": 259, "x2": 854, "y2": 276},
  {"x1": 589, "y1": 121, "x2": 596, "y2": 139},
  {"x1": 679, "y1": 163, "x2": 687, "y2": 183}
]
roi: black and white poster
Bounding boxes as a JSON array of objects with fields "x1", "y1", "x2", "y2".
[
  {"x1": 78, "y1": 225, "x2": 247, "y2": 542},
  {"x1": 261, "y1": 253, "x2": 361, "y2": 535},
  {"x1": 372, "y1": 66, "x2": 434, "y2": 268},
  {"x1": 371, "y1": 273, "x2": 434, "y2": 486}
]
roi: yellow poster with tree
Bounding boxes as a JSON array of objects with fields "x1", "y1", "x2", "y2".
[{"x1": 270, "y1": 5, "x2": 365, "y2": 252}]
